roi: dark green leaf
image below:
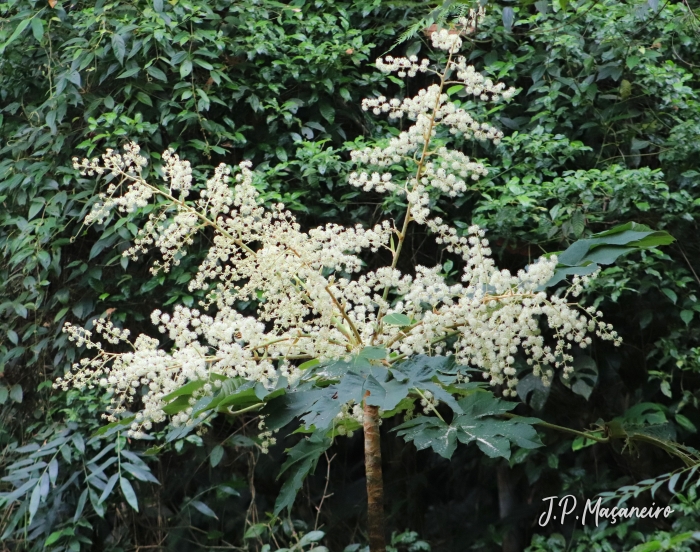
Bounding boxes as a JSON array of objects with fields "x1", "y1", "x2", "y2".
[
  {"x1": 358, "y1": 346, "x2": 386, "y2": 360},
  {"x1": 91, "y1": 417, "x2": 136, "y2": 437},
  {"x1": 48, "y1": 458, "x2": 58, "y2": 486},
  {"x1": 9, "y1": 384, "x2": 22, "y2": 403},
  {"x1": 193, "y1": 58, "x2": 214, "y2": 70},
  {"x1": 180, "y1": 59, "x2": 193, "y2": 78},
  {"x1": 457, "y1": 391, "x2": 516, "y2": 418},
  {"x1": 582, "y1": 245, "x2": 635, "y2": 266},
  {"x1": 560, "y1": 356, "x2": 598, "y2": 400},
  {"x1": 121, "y1": 463, "x2": 159, "y2": 483},
  {"x1": 112, "y1": 34, "x2": 126, "y2": 65},
  {"x1": 191, "y1": 500, "x2": 218, "y2": 519},
  {"x1": 136, "y1": 92, "x2": 153, "y2": 107},
  {"x1": 117, "y1": 67, "x2": 140, "y2": 79},
  {"x1": 161, "y1": 396, "x2": 192, "y2": 416},
  {"x1": 73, "y1": 489, "x2": 88, "y2": 522},
  {"x1": 120, "y1": 477, "x2": 139, "y2": 511},
  {"x1": 0, "y1": 19, "x2": 30, "y2": 54},
  {"x1": 675, "y1": 414, "x2": 697, "y2": 433},
  {"x1": 543, "y1": 223, "x2": 674, "y2": 287},
  {"x1": 146, "y1": 65, "x2": 167, "y2": 82},
  {"x1": 319, "y1": 103, "x2": 335, "y2": 124},
  {"x1": 517, "y1": 374, "x2": 551, "y2": 410},
  {"x1": 210, "y1": 444, "x2": 224, "y2": 468},
  {"x1": 502, "y1": 7, "x2": 514, "y2": 31},
  {"x1": 28, "y1": 481, "x2": 41, "y2": 523},
  {"x1": 405, "y1": 41, "x2": 421, "y2": 57},
  {"x1": 13, "y1": 303, "x2": 28, "y2": 318},
  {"x1": 395, "y1": 399, "x2": 541, "y2": 461},
  {"x1": 89, "y1": 488, "x2": 106, "y2": 518},
  {"x1": 161, "y1": 380, "x2": 206, "y2": 402},
  {"x1": 300, "y1": 530, "x2": 326, "y2": 546},
  {"x1": 244, "y1": 524, "x2": 267, "y2": 539},
  {"x1": 273, "y1": 433, "x2": 331, "y2": 515},
  {"x1": 31, "y1": 19, "x2": 44, "y2": 42},
  {"x1": 662, "y1": 288, "x2": 678, "y2": 304},
  {"x1": 72, "y1": 433, "x2": 85, "y2": 454},
  {"x1": 99, "y1": 473, "x2": 119, "y2": 504},
  {"x1": 668, "y1": 472, "x2": 681, "y2": 494}
]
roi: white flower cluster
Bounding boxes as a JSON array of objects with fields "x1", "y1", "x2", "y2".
[
  {"x1": 57, "y1": 36, "x2": 618, "y2": 437},
  {"x1": 432, "y1": 29, "x2": 463, "y2": 53},
  {"x1": 449, "y1": 57, "x2": 516, "y2": 102},
  {"x1": 95, "y1": 318, "x2": 130, "y2": 345},
  {"x1": 335, "y1": 400, "x2": 364, "y2": 424},
  {"x1": 162, "y1": 148, "x2": 193, "y2": 199},
  {"x1": 74, "y1": 147, "x2": 242, "y2": 276},
  {"x1": 419, "y1": 390, "x2": 440, "y2": 415},
  {"x1": 375, "y1": 55, "x2": 430, "y2": 78},
  {"x1": 353, "y1": 87, "x2": 499, "y2": 222},
  {"x1": 430, "y1": 7, "x2": 487, "y2": 53},
  {"x1": 75, "y1": 143, "x2": 151, "y2": 225},
  {"x1": 351, "y1": 50, "x2": 514, "y2": 225},
  {"x1": 258, "y1": 417, "x2": 278, "y2": 454}
]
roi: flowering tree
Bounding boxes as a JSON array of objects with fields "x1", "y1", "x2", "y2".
[{"x1": 56, "y1": 19, "x2": 638, "y2": 552}]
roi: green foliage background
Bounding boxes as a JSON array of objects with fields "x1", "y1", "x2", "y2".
[{"x1": 1, "y1": 0, "x2": 700, "y2": 550}]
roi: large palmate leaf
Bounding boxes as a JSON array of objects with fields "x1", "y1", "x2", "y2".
[
  {"x1": 158, "y1": 354, "x2": 471, "y2": 437},
  {"x1": 273, "y1": 432, "x2": 331, "y2": 515},
  {"x1": 516, "y1": 373, "x2": 551, "y2": 411},
  {"x1": 543, "y1": 222, "x2": 674, "y2": 287},
  {"x1": 394, "y1": 391, "x2": 542, "y2": 460},
  {"x1": 264, "y1": 354, "x2": 469, "y2": 433},
  {"x1": 260, "y1": 355, "x2": 477, "y2": 512},
  {"x1": 393, "y1": 417, "x2": 461, "y2": 458},
  {"x1": 380, "y1": 355, "x2": 472, "y2": 413},
  {"x1": 559, "y1": 355, "x2": 598, "y2": 400}
]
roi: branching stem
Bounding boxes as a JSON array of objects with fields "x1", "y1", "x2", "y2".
[{"x1": 372, "y1": 50, "x2": 455, "y2": 344}]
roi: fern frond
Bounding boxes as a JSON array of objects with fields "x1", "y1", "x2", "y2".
[{"x1": 389, "y1": 0, "x2": 482, "y2": 53}]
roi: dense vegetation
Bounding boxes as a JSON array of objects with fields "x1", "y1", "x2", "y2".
[{"x1": 1, "y1": 0, "x2": 700, "y2": 551}]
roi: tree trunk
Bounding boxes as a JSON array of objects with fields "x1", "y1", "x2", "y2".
[
  {"x1": 363, "y1": 398, "x2": 386, "y2": 552},
  {"x1": 497, "y1": 462, "x2": 521, "y2": 552}
]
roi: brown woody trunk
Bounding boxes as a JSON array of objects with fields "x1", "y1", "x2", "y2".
[
  {"x1": 497, "y1": 463, "x2": 521, "y2": 552},
  {"x1": 363, "y1": 398, "x2": 386, "y2": 552}
]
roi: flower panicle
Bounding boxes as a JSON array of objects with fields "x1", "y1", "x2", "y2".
[{"x1": 60, "y1": 29, "x2": 617, "y2": 438}]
